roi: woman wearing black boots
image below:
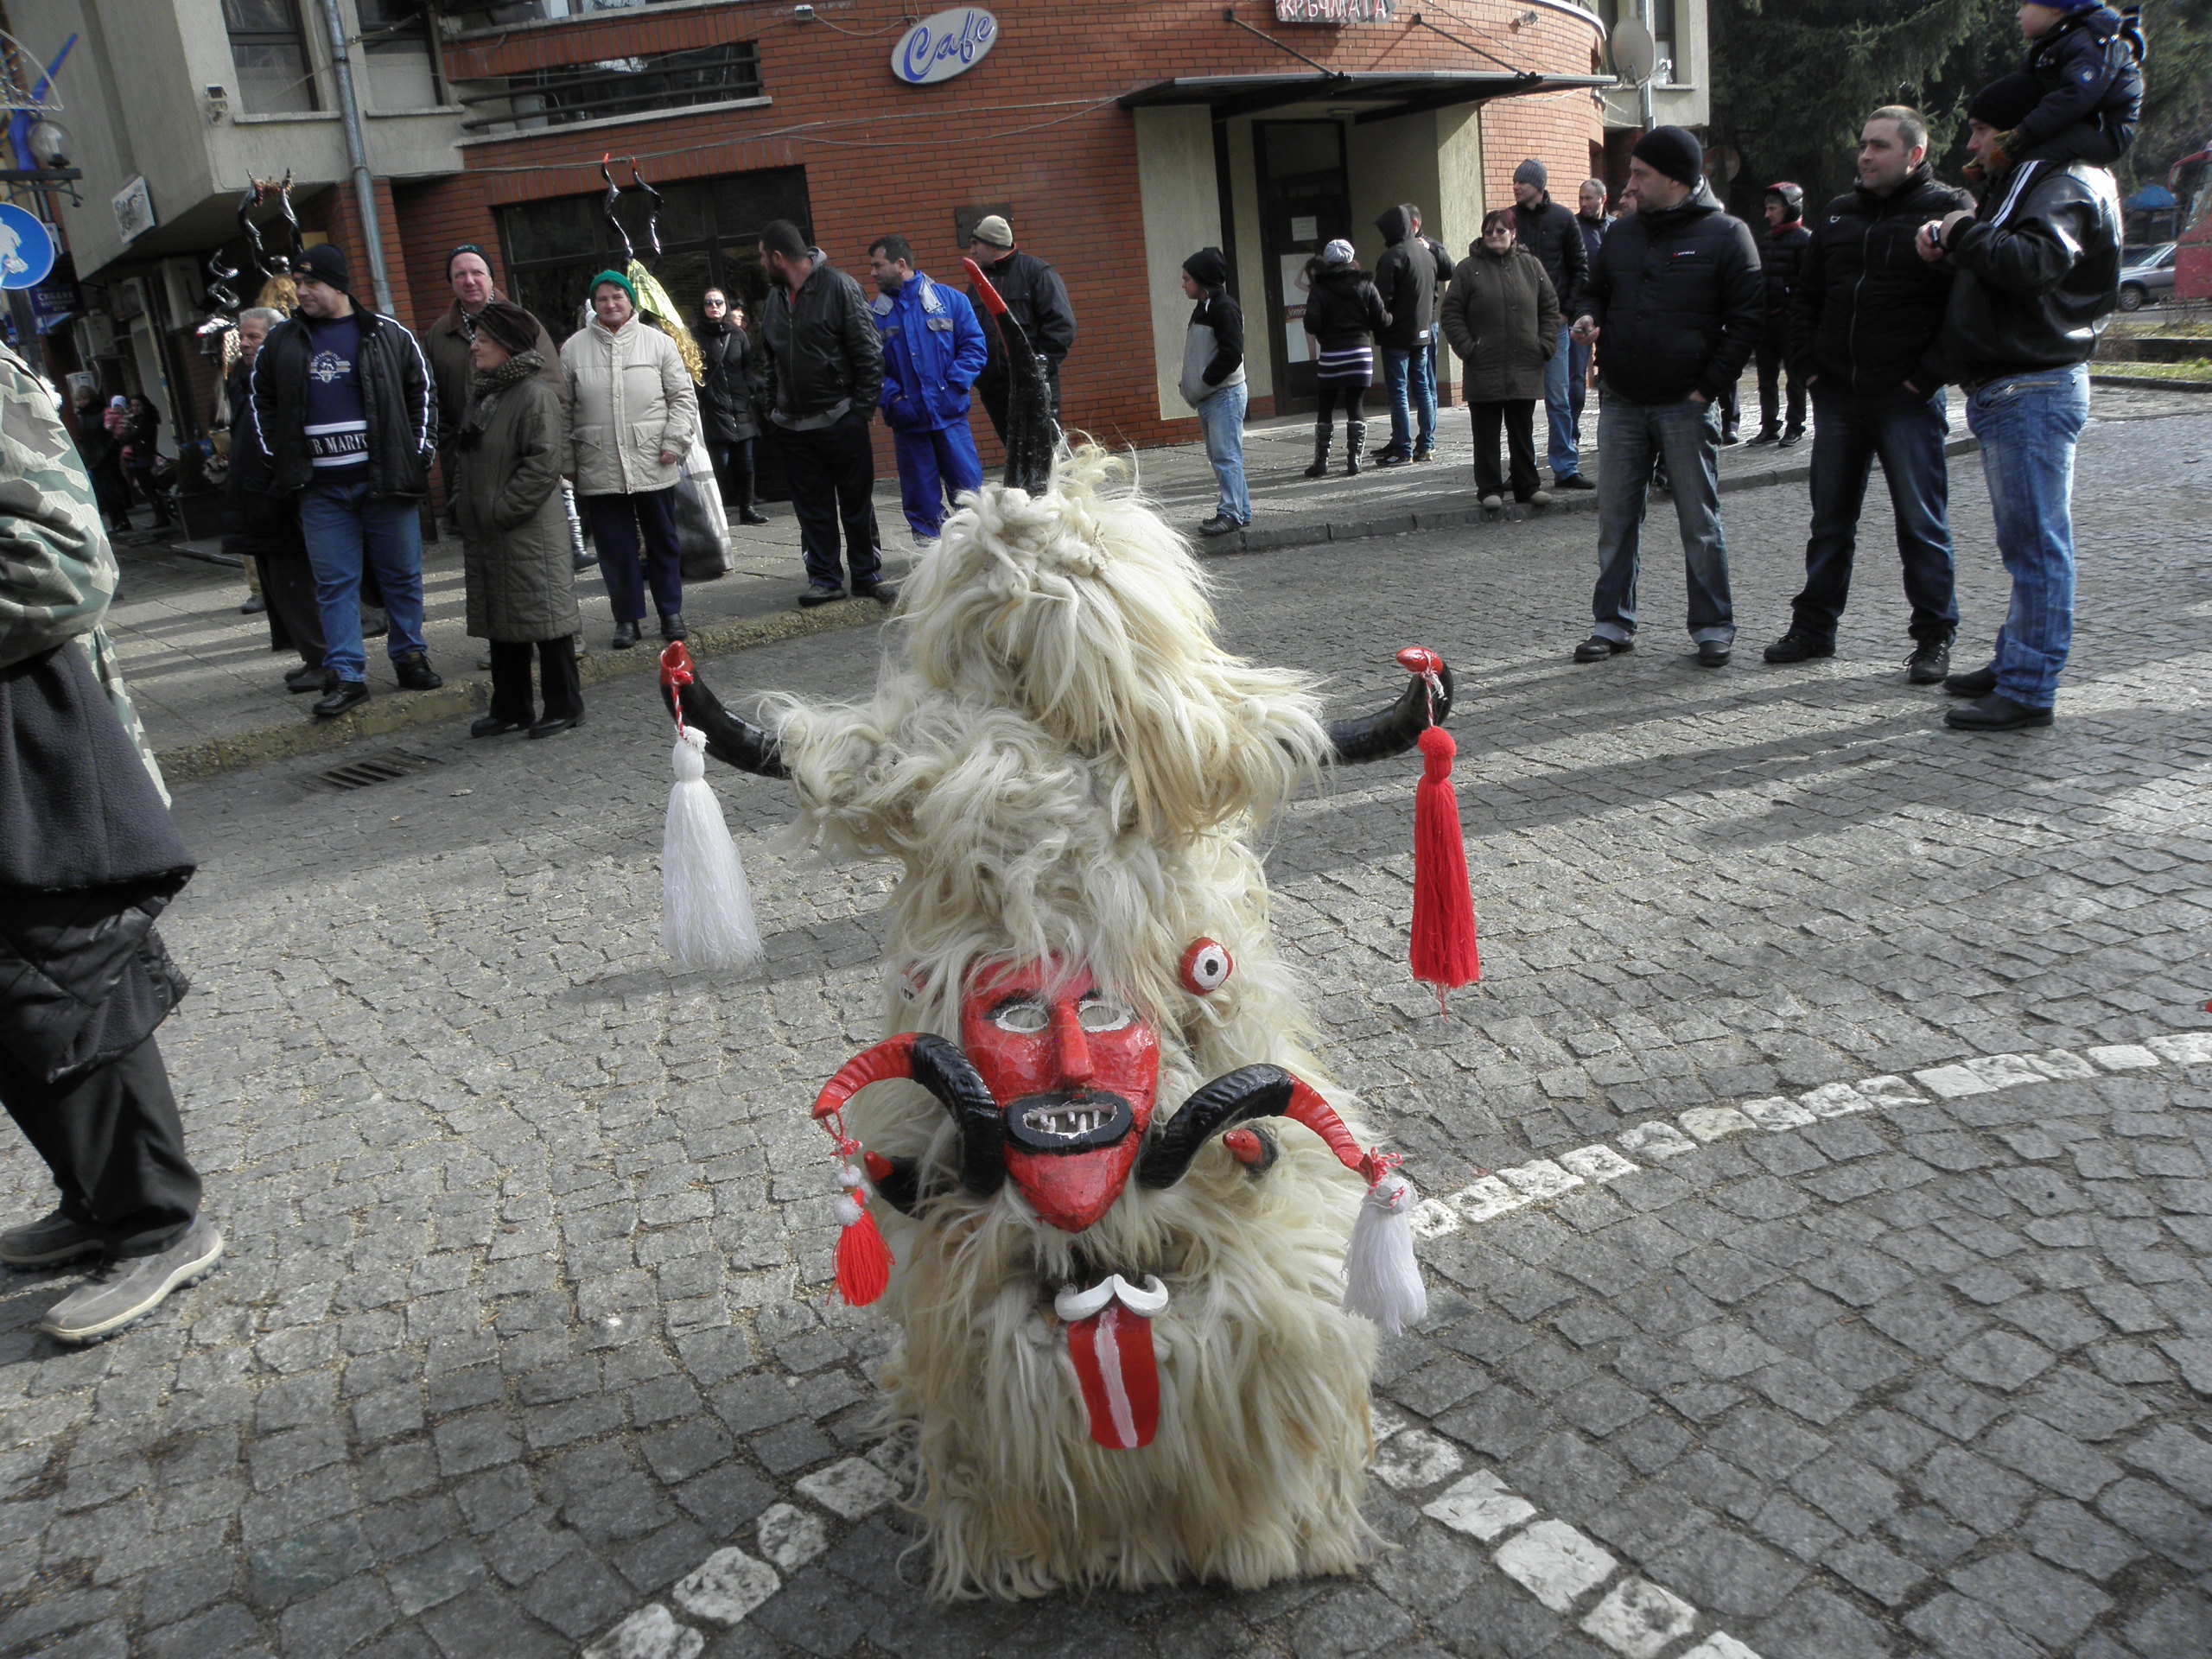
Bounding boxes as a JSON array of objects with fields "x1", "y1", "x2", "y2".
[
  {"x1": 1299, "y1": 240, "x2": 1390, "y2": 480},
  {"x1": 454, "y1": 303, "x2": 584, "y2": 741},
  {"x1": 699, "y1": 289, "x2": 769, "y2": 527}
]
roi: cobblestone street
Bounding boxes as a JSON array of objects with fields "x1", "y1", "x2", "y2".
[{"x1": 2, "y1": 402, "x2": 2208, "y2": 1659}]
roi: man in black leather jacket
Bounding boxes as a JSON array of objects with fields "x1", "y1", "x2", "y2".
[
  {"x1": 757, "y1": 220, "x2": 892, "y2": 608},
  {"x1": 1764, "y1": 108, "x2": 1974, "y2": 682},
  {"x1": 1919, "y1": 73, "x2": 2120, "y2": 732}
]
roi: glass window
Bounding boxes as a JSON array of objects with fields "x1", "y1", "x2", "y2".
[
  {"x1": 498, "y1": 166, "x2": 811, "y2": 345},
  {"x1": 359, "y1": 0, "x2": 440, "y2": 111},
  {"x1": 224, "y1": 0, "x2": 319, "y2": 114}
]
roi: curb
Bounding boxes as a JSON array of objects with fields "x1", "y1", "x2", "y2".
[
  {"x1": 155, "y1": 594, "x2": 890, "y2": 785},
  {"x1": 1211, "y1": 434, "x2": 1981, "y2": 554},
  {"x1": 2090, "y1": 371, "x2": 2212, "y2": 393}
]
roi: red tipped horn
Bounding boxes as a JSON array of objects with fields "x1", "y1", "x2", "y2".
[
  {"x1": 962, "y1": 256, "x2": 1008, "y2": 316},
  {"x1": 811, "y1": 1033, "x2": 920, "y2": 1124}
]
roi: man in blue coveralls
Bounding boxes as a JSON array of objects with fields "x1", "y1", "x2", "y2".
[{"x1": 867, "y1": 235, "x2": 988, "y2": 548}]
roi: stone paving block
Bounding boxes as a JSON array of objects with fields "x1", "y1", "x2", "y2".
[
  {"x1": 1912, "y1": 1066, "x2": 1995, "y2": 1100},
  {"x1": 1646, "y1": 1527, "x2": 1805, "y2": 1619},
  {"x1": 1493, "y1": 1519, "x2": 1618, "y2": 1613},
  {"x1": 1373, "y1": 1429, "x2": 1465, "y2": 1493},
  {"x1": 1680, "y1": 1108, "x2": 1754, "y2": 1143},
  {"x1": 791, "y1": 1457, "x2": 897, "y2": 1520},
  {"x1": 1557, "y1": 1145, "x2": 1639, "y2": 1183},
  {"x1": 1421, "y1": 1471, "x2": 1536, "y2": 1542},
  {"x1": 1617, "y1": 1122, "x2": 1696, "y2": 1162},
  {"x1": 1576, "y1": 1577, "x2": 1696, "y2": 1659},
  {"x1": 1677, "y1": 1638, "x2": 1761, "y2": 1659},
  {"x1": 1821, "y1": 1538, "x2": 1923, "y2": 1606},
  {"x1": 1449, "y1": 1177, "x2": 1529, "y2": 1225},
  {"x1": 2085, "y1": 1045, "x2": 2158, "y2": 1071},
  {"x1": 1738, "y1": 1098, "x2": 1813, "y2": 1132},
  {"x1": 753, "y1": 1503, "x2": 829, "y2": 1573},
  {"x1": 1948, "y1": 1548, "x2": 2113, "y2": 1647},
  {"x1": 671, "y1": 1548, "x2": 780, "y2": 1627},
  {"x1": 582, "y1": 1603, "x2": 705, "y2": 1659}
]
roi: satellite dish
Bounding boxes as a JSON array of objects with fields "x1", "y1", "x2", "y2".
[{"x1": 1611, "y1": 18, "x2": 1656, "y2": 87}]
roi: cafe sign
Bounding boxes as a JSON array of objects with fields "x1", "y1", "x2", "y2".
[{"x1": 893, "y1": 7, "x2": 998, "y2": 86}]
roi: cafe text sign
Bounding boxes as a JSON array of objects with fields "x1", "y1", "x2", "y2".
[{"x1": 893, "y1": 8, "x2": 999, "y2": 86}]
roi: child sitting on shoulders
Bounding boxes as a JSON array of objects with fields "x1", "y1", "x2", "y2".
[{"x1": 1974, "y1": 2, "x2": 2145, "y2": 178}]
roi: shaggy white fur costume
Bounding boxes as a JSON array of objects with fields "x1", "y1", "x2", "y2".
[{"x1": 763, "y1": 449, "x2": 1390, "y2": 1599}]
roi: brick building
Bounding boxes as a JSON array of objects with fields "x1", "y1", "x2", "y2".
[{"x1": 19, "y1": 0, "x2": 1713, "y2": 454}]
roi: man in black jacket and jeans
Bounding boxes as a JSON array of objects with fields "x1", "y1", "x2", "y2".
[
  {"x1": 251, "y1": 242, "x2": 442, "y2": 720},
  {"x1": 1570, "y1": 128, "x2": 1763, "y2": 668},
  {"x1": 757, "y1": 221, "x2": 892, "y2": 608},
  {"x1": 1765, "y1": 108, "x2": 1974, "y2": 683},
  {"x1": 1511, "y1": 160, "x2": 1592, "y2": 489},
  {"x1": 1920, "y1": 74, "x2": 2121, "y2": 732},
  {"x1": 1371, "y1": 204, "x2": 1436, "y2": 466}
]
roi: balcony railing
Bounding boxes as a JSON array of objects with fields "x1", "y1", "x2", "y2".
[{"x1": 457, "y1": 41, "x2": 761, "y2": 132}]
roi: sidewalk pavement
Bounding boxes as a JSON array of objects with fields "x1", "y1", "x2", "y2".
[{"x1": 109, "y1": 380, "x2": 2204, "y2": 784}]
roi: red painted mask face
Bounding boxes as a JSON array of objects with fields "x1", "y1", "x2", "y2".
[{"x1": 959, "y1": 961, "x2": 1160, "y2": 1233}]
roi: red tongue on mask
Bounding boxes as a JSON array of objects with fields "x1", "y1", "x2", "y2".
[{"x1": 1065, "y1": 1303, "x2": 1160, "y2": 1450}]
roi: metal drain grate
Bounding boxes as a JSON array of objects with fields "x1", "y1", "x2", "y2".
[{"x1": 309, "y1": 749, "x2": 442, "y2": 792}]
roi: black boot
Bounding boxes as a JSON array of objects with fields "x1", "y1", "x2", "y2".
[
  {"x1": 1345, "y1": 421, "x2": 1367, "y2": 476},
  {"x1": 1302, "y1": 423, "x2": 1332, "y2": 480},
  {"x1": 660, "y1": 613, "x2": 687, "y2": 642},
  {"x1": 734, "y1": 470, "x2": 768, "y2": 526},
  {"x1": 610, "y1": 620, "x2": 640, "y2": 651}
]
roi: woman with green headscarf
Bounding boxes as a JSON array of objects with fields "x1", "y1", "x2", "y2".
[{"x1": 559, "y1": 270, "x2": 699, "y2": 650}]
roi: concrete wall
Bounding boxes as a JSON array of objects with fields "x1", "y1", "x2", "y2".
[
  {"x1": 21, "y1": 0, "x2": 464, "y2": 278},
  {"x1": 1134, "y1": 106, "x2": 1223, "y2": 424}
]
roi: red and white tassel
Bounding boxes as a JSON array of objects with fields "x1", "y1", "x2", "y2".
[
  {"x1": 1342, "y1": 1154, "x2": 1427, "y2": 1336},
  {"x1": 830, "y1": 1149, "x2": 892, "y2": 1307},
  {"x1": 1410, "y1": 722, "x2": 1479, "y2": 1013}
]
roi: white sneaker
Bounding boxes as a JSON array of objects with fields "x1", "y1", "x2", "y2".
[{"x1": 37, "y1": 1222, "x2": 223, "y2": 1343}]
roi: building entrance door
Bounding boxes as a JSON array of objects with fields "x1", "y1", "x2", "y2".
[{"x1": 1255, "y1": 121, "x2": 1351, "y2": 416}]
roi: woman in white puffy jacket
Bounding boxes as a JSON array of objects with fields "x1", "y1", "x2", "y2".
[{"x1": 559, "y1": 271, "x2": 700, "y2": 649}]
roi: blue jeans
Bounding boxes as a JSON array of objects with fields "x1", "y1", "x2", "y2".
[
  {"x1": 1195, "y1": 382, "x2": 1250, "y2": 524},
  {"x1": 1591, "y1": 395, "x2": 1733, "y2": 645},
  {"x1": 1545, "y1": 325, "x2": 1580, "y2": 480},
  {"x1": 1966, "y1": 364, "x2": 2089, "y2": 709},
  {"x1": 1382, "y1": 341, "x2": 1436, "y2": 454},
  {"x1": 1568, "y1": 334, "x2": 1592, "y2": 440},
  {"x1": 299, "y1": 476, "x2": 426, "y2": 685},
  {"x1": 1792, "y1": 382, "x2": 1957, "y2": 645},
  {"x1": 892, "y1": 421, "x2": 983, "y2": 540}
]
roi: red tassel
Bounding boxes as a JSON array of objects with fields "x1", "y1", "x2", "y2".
[
  {"x1": 1411, "y1": 725, "x2": 1479, "y2": 1010},
  {"x1": 835, "y1": 1204, "x2": 893, "y2": 1306}
]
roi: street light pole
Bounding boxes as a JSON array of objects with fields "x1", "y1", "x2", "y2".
[
  {"x1": 314, "y1": 0, "x2": 395, "y2": 315},
  {"x1": 1639, "y1": 0, "x2": 1655, "y2": 130}
]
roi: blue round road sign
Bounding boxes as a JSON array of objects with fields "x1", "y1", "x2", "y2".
[{"x1": 0, "y1": 204, "x2": 56, "y2": 291}]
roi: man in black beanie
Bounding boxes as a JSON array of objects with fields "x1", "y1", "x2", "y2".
[
  {"x1": 1914, "y1": 73, "x2": 2120, "y2": 731},
  {"x1": 1568, "y1": 125, "x2": 1763, "y2": 668}
]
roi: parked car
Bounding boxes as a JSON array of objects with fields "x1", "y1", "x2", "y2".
[{"x1": 2119, "y1": 243, "x2": 2177, "y2": 311}]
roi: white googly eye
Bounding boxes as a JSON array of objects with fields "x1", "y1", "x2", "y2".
[{"x1": 1179, "y1": 938, "x2": 1233, "y2": 995}]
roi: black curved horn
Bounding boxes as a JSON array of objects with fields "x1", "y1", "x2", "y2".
[
  {"x1": 1135, "y1": 1065, "x2": 1298, "y2": 1189},
  {"x1": 909, "y1": 1033, "x2": 1007, "y2": 1198},
  {"x1": 1327, "y1": 661, "x2": 1455, "y2": 765},
  {"x1": 661, "y1": 669, "x2": 789, "y2": 779},
  {"x1": 963, "y1": 257, "x2": 1056, "y2": 493}
]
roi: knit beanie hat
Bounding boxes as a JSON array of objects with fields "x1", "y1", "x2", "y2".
[
  {"x1": 1513, "y1": 158, "x2": 1548, "y2": 188},
  {"x1": 1631, "y1": 126, "x2": 1704, "y2": 188},
  {"x1": 296, "y1": 242, "x2": 350, "y2": 292},
  {"x1": 1182, "y1": 247, "x2": 1228, "y2": 289},
  {"x1": 969, "y1": 214, "x2": 1014, "y2": 250},
  {"x1": 474, "y1": 301, "x2": 537, "y2": 355},
  {"x1": 1321, "y1": 238, "x2": 1355, "y2": 266},
  {"x1": 447, "y1": 243, "x2": 493, "y2": 279},
  {"x1": 590, "y1": 270, "x2": 639, "y2": 312},
  {"x1": 1967, "y1": 73, "x2": 2044, "y2": 131}
]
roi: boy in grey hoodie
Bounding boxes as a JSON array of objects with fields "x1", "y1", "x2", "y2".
[{"x1": 1180, "y1": 248, "x2": 1249, "y2": 537}]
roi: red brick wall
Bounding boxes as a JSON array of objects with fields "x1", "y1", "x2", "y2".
[{"x1": 400, "y1": 0, "x2": 1605, "y2": 451}]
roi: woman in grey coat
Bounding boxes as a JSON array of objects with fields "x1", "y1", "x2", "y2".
[
  {"x1": 454, "y1": 302, "x2": 585, "y2": 740},
  {"x1": 1439, "y1": 211, "x2": 1561, "y2": 509}
]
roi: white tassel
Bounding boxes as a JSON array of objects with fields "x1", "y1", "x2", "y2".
[
  {"x1": 1342, "y1": 1172, "x2": 1427, "y2": 1336},
  {"x1": 661, "y1": 726, "x2": 763, "y2": 973}
]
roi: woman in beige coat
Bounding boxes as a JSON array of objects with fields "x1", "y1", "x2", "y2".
[{"x1": 559, "y1": 271, "x2": 699, "y2": 649}]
